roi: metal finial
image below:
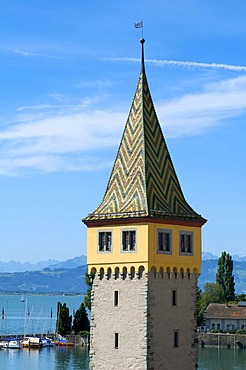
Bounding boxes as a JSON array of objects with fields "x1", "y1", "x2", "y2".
[{"x1": 140, "y1": 38, "x2": 145, "y2": 74}]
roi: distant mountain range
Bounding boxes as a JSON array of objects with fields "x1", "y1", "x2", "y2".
[
  {"x1": 0, "y1": 254, "x2": 245, "y2": 294},
  {"x1": 0, "y1": 265, "x2": 87, "y2": 294},
  {"x1": 0, "y1": 255, "x2": 87, "y2": 273},
  {"x1": 1, "y1": 253, "x2": 246, "y2": 273},
  {"x1": 0, "y1": 256, "x2": 88, "y2": 294},
  {"x1": 199, "y1": 259, "x2": 246, "y2": 294},
  {"x1": 200, "y1": 252, "x2": 246, "y2": 293},
  {"x1": 202, "y1": 252, "x2": 246, "y2": 262}
]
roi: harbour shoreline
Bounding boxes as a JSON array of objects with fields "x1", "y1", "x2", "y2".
[{"x1": 198, "y1": 332, "x2": 246, "y2": 348}]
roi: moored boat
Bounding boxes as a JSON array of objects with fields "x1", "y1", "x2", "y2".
[
  {"x1": 55, "y1": 337, "x2": 74, "y2": 346},
  {"x1": 1, "y1": 338, "x2": 21, "y2": 349},
  {"x1": 21, "y1": 336, "x2": 42, "y2": 348},
  {"x1": 41, "y1": 337, "x2": 55, "y2": 347}
]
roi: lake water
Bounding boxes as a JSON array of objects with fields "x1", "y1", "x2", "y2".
[
  {"x1": 199, "y1": 347, "x2": 246, "y2": 369},
  {"x1": 0, "y1": 346, "x2": 89, "y2": 370},
  {"x1": 0, "y1": 294, "x2": 84, "y2": 335},
  {"x1": 1, "y1": 347, "x2": 246, "y2": 370},
  {"x1": 1, "y1": 294, "x2": 246, "y2": 369}
]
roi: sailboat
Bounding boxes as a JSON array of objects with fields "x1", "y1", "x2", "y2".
[
  {"x1": 1, "y1": 338, "x2": 21, "y2": 349},
  {"x1": 21, "y1": 298, "x2": 42, "y2": 349}
]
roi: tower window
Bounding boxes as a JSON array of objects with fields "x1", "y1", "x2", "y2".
[
  {"x1": 174, "y1": 330, "x2": 179, "y2": 348},
  {"x1": 115, "y1": 333, "x2": 119, "y2": 349},
  {"x1": 157, "y1": 229, "x2": 172, "y2": 253},
  {"x1": 114, "y1": 291, "x2": 119, "y2": 307},
  {"x1": 179, "y1": 231, "x2": 193, "y2": 255},
  {"x1": 172, "y1": 290, "x2": 177, "y2": 306},
  {"x1": 122, "y1": 230, "x2": 136, "y2": 251},
  {"x1": 98, "y1": 231, "x2": 112, "y2": 252}
]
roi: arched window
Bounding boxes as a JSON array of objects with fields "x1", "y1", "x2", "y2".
[
  {"x1": 166, "y1": 267, "x2": 171, "y2": 279},
  {"x1": 99, "y1": 267, "x2": 104, "y2": 280},
  {"x1": 130, "y1": 266, "x2": 135, "y2": 279},
  {"x1": 150, "y1": 266, "x2": 157, "y2": 277},
  {"x1": 107, "y1": 267, "x2": 112, "y2": 279},
  {"x1": 122, "y1": 267, "x2": 127, "y2": 280},
  {"x1": 138, "y1": 266, "x2": 145, "y2": 279}
]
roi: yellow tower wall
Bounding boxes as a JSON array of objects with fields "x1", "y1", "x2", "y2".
[
  {"x1": 86, "y1": 220, "x2": 202, "y2": 275},
  {"x1": 148, "y1": 222, "x2": 202, "y2": 273}
]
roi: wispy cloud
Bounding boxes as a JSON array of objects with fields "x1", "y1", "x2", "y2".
[
  {"x1": 1, "y1": 76, "x2": 246, "y2": 175},
  {"x1": 16, "y1": 104, "x2": 65, "y2": 111},
  {"x1": 14, "y1": 49, "x2": 59, "y2": 59},
  {"x1": 0, "y1": 109, "x2": 125, "y2": 175},
  {"x1": 16, "y1": 95, "x2": 107, "y2": 112},
  {"x1": 0, "y1": 155, "x2": 112, "y2": 176},
  {"x1": 109, "y1": 57, "x2": 246, "y2": 72},
  {"x1": 158, "y1": 75, "x2": 246, "y2": 136}
]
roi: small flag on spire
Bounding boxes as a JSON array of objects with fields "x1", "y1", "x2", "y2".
[{"x1": 135, "y1": 21, "x2": 143, "y2": 28}]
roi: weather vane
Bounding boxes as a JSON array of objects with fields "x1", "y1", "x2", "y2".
[{"x1": 135, "y1": 20, "x2": 144, "y2": 39}]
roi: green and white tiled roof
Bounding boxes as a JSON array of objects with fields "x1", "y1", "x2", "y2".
[{"x1": 85, "y1": 42, "x2": 206, "y2": 224}]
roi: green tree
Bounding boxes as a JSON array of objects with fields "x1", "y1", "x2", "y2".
[
  {"x1": 200, "y1": 282, "x2": 224, "y2": 313},
  {"x1": 196, "y1": 286, "x2": 204, "y2": 326},
  {"x1": 56, "y1": 302, "x2": 72, "y2": 336},
  {"x1": 235, "y1": 294, "x2": 246, "y2": 303},
  {"x1": 216, "y1": 251, "x2": 235, "y2": 302},
  {"x1": 84, "y1": 273, "x2": 92, "y2": 311},
  {"x1": 72, "y1": 302, "x2": 90, "y2": 334}
]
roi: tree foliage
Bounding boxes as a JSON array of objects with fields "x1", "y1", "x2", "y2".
[
  {"x1": 196, "y1": 252, "x2": 237, "y2": 326},
  {"x1": 216, "y1": 251, "x2": 235, "y2": 302},
  {"x1": 84, "y1": 273, "x2": 92, "y2": 311},
  {"x1": 72, "y1": 302, "x2": 90, "y2": 334},
  {"x1": 235, "y1": 294, "x2": 246, "y2": 303},
  {"x1": 200, "y1": 282, "x2": 224, "y2": 313},
  {"x1": 196, "y1": 286, "x2": 204, "y2": 326},
  {"x1": 56, "y1": 302, "x2": 72, "y2": 336}
]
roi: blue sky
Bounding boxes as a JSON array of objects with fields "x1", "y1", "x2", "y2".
[{"x1": 1, "y1": 1, "x2": 246, "y2": 262}]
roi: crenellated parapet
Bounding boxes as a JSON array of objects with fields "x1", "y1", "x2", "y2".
[{"x1": 89, "y1": 265, "x2": 199, "y2": 281}]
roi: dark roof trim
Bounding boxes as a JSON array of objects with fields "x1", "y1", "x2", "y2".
[{"x1": 82, "y1": 215, "x2": 206, "y2": 228}]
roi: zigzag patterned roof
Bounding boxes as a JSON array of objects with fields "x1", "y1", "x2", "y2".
[{"x1": 85, "y1": 41, "x2": 205, "y2": 224}]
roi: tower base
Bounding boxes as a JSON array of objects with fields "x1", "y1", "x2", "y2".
[{"x1": 89, "y1": 270, "x2": 199, "y2": 370}]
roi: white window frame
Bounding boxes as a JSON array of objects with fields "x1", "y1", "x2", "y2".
[
  {"x1": 179, "y1": 231, "x2": 193, "y2": 255},
  {"x1": 157, "y1": 228, "x2": 172, "y2": 254},
  {"x1": 98, "y1": 230, "x2": 112, "y2": 253},
  {"x1": 121, "y1": 229, "x2": 137, "y2": 252}
]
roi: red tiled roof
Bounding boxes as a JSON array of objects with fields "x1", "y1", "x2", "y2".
[{"x1": 204, "y1": 303, "x2": 246, "y2": 320}]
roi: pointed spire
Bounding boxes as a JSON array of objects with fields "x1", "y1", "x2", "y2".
[
  {"x1": 84, "y1": 41, "x2": 206, "y2": 226},
  {"x1": 140, "y1": 38, "x2": 145, "y2": 74}
]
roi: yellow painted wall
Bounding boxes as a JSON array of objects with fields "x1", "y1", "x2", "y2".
[
  {"x1": 87, "y1": 221, "x2": 202, "y2": 274},
  {"x1": 148, "y1": 223, "x2": 202, "y2": 273},
  {"x1": 87, "y1": 223, "x2": 149, "y2": 272}
]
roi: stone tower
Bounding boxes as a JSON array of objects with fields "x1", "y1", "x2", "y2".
[{"x1": 83, "y1": 40, "x2": 206, "y2": 370}]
